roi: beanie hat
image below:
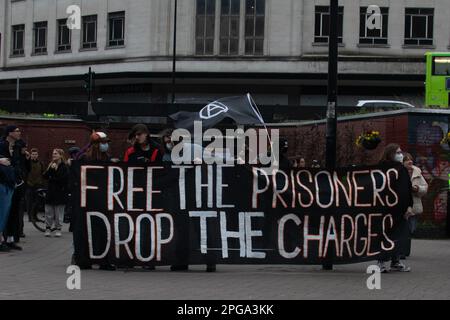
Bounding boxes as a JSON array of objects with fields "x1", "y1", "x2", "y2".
[
  {"x1": 5, "y1": 125, "x2": 19, "y2": 136},
  {"x1": 90, "y1": 131, "x2": 110, "y2": 143}
]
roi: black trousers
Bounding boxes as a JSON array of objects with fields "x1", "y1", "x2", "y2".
[
  {"x1": 378, "y1": 218, "x2": 410, "y2": 263},
  {"x1": 5, "y1": 184, "x2": 26, "y2": 242}
]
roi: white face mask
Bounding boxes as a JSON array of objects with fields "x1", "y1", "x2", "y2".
[
  {"x1": 99, "y1": 143, "x2": 109, "y2": 153},
  {"x1": 394, "y1": 153, "x2": 404, "y2": 163},
  {"x1": 166, "y1": 143, "x2": 173, "y2": 151}
]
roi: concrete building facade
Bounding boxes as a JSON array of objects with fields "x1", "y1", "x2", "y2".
[{"x1": 0, "y1": 0, "x2": 449, "y2": 108}]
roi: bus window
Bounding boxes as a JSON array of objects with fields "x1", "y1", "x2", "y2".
[{"x1": 433, "y1": 57, "x2": 450, "y2": 76}]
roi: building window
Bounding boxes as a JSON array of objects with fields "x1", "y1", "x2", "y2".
[
  {"x1": 404, "y1": 8, "x2": 434, "y2": 46},
  {"x1": 82, "y1": 15, "x2": 97, "y2": 49},
  {"x1": 108, "y1": 11, "x2": 125, "y2": 47},
  {"x1": 433, "y1": 57, "x2": 450, "y2": 76},
  {"x1": 220, "y1": 0, "x2": 240, "y2": 55},
  {"x1": 359, "y1": 7, "x2": 388, "y2": 45},
  {"x1": 33, "y1": 21, "x2": 47, "y2": 54},
  {"x1": 57, "y1": 19, "x2": 71, "y2": 52},
  {"x1": 11, "y1": 24, "x2": 25, "y2": 56},
  {"x1": 196, "y1": 0, "x2": 216, "y2": 55},
  {"x1": 314, "y1": 6, "x2": 343, "y2": 44},
  {"x1": 245, "y1": 0, "x2": 265, "y2": 55}
]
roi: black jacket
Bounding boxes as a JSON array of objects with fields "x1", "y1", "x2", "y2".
[
  {"x1": 124, "y1": 143, "x2": 163, "y2": 165},
  {"x1": 0, "y1": 138, "x2": 19, "y2": 187},
  {"x1": 43, "y1": 162, "x2": 69, "y2": 205},
  {"x1": 11, "y1": 140, "x2": 28, "y2": 185}
]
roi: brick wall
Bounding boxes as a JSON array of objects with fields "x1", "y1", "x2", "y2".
[
  {"x1": 279, "y1": 114, "x2": 409, "y2": 167},
  {"x1": 0, "y1": 118, "x2": 92, "y2": 162},
  {"x1": 0, "y1": 118, "x2": 139, "y2": 163}
]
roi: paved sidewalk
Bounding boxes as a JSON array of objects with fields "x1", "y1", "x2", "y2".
[{"x1": 0, "y1": 222, "x2": 449, "y2": 300}]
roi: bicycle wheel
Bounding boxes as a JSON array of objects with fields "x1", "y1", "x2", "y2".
[{"x1": 31, "y1": 202, "x2": 46, "y2": 232}]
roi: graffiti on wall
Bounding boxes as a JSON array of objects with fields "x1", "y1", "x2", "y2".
[{"x1": 410, "y1": 117, "x2": 449, "y2": 225}]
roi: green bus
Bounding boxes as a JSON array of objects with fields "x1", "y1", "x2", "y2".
[{"x1": 425, "y1": 52, "x2": 450, "y2": 108}]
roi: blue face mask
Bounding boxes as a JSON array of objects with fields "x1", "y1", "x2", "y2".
[{"x1": 99, "y1": 143, "x2": 109, "y2": 153}]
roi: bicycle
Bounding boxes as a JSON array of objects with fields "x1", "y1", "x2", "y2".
[{"x1": 30, "y1": 188, "x2": 47, "y2": 232}]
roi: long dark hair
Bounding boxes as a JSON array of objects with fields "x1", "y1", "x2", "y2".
[
  {"x1": 380, "y1": 143, "x2": 400, "y2": 163},
  {"x1": 86, "y1": 143, "x2": 109, "y2": 161}
]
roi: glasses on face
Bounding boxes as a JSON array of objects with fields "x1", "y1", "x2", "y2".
[{"x1": 14, "y1": 129, "x2": 21, "y2": 133}]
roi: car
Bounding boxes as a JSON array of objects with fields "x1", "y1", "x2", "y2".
[{"x1": 356, "y1": 100, "x2": 416, "y2": 109}]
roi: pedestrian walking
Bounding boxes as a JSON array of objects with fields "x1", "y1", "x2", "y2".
[
  {"x1": 43, "y1": 149, "x2": 69, "y2": 238},
  {"x1": 377, "y1": 143, "x2": 413, "y2": 273},
  {"x1": 403, "y1": 152, "x2": 428, "y2": 257}
]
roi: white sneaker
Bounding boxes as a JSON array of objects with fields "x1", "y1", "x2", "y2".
[
  {"x1": 377, "y1": 261, "x2": 389, "y2": 273},
  {"x1": 45, "y1": 229, "x2": 51, "y2": 237},
  {"x1": 55, "y1": 231, "x2": 62, "y2": 238},
  {"x1": 390, "y1": 262, "x2": 411, "y2": 272}
]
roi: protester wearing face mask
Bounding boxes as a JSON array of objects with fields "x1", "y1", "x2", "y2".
[
  {"x1": 72, "y1": 132, "x2": 117, "y2": 271},
  {"x1": 82, "y1": 132, "x2": 114, "y2": 162},
  {"x1": 403, "y1": 152, "x2": 428, "y2": 258},
  {"x1": 377, "y1": 143, "x2": 413, "y2": 273}
]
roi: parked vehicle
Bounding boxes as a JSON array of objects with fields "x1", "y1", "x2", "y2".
[{"x1": 356, "y1": 100, "x2": 416, "y2": 109}]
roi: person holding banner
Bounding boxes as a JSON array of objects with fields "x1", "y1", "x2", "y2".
[
  {"x1": 377, "y1": 144, "x2": 413, "y2": 273},
  {"x1": 403, "y1": 152, "x2": 428, "y2": 257},
  {"x1": 159, "y1": 128, "x2": 217, "y2": 273},
  {"x1": 77, "y1": 132, "x2": 117, "y2": 271},
  {"x1": 124, "y1": 124, "x2": 162, "y2": 165},
  {"x1": 78, "y1": 132, "x2": 118, "y2": 163}
]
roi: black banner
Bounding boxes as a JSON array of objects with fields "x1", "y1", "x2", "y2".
[{"x1": 72, "y1": 163, "x2": 411, "y2": 266}]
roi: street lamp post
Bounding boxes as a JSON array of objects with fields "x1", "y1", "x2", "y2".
[
  {"x1": 326, "y1": 0, "x2": 339, "y2": 170},
  {"x1": 171, "y1": 0, "x2": 178, "y2": 104},
  {"x1": 323, "y1": 0, "x2": 339, "y2": 271}
]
